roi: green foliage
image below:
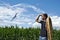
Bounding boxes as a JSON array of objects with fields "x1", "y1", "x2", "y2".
[{"x1": 0, "y1": 26, "x2": 60, "y2": 40}]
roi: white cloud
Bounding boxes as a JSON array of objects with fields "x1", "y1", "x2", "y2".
[
  {"x1": 32, "y1": 22, "x2": 41, "y2": 28},
  {"x1": 12, "y1": 3, "x2": 45, "y2": 13},
  {"x1": 33, "y1": 16, "x2": 60, "y2": 29},
  {"x1": 0, "y1": 3, "x2": 60, "y2": 29},
  {"x1": 0, "y1": 6, "x2": 26, "y2": 16},
  {"x1": 51, "y1": 16, "x2": 60, "y2": 29},
  {"x1": 0, "y1": 3, "x2": 44, "y2": 27}
]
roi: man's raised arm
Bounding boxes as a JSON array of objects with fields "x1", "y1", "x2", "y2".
[{"x1": 35, "y1": 15, "x2": 41, "y2": 23}]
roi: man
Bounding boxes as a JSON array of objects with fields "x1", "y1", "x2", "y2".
[{"x1": 36, "y1": 13, "x2": 48, "y2": 40}]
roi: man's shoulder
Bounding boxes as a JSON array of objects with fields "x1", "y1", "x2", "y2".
[{"x1": 39, "y1": 20, "x2": 46, "y2": 23}]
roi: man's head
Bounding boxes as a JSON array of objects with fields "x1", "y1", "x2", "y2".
[{"x1": 41, "y1": 13, "x2": 48, "y2": 20}]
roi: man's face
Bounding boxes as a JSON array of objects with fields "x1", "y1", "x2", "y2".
[{"x1": 41, "y1": 14, "x2": 46, "y2": 20}]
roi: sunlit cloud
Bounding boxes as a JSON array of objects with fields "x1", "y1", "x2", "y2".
[
  {"x1": 51, "y1": 16, "x2": 60, "y2": 29},
  {"x1": 0, "y1": 3, "x2": 60, "y2": 29},
  {"x1": 33, "y1": 16, "x2": 60, "y2": 29},
  {"x1": 0, "y1": 3, "x2": 44, "y2": 27}
]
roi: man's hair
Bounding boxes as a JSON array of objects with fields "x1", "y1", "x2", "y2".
[{"x1": 43, "y1": 13, "x2": 48, "y2": 19}]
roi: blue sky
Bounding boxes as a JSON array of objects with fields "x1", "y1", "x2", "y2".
[
  {"x1": 0, "y1": 0, "x2": 60, "y2": 29},
  {"x1": 0, "y1": 0, "x2": 60, "y2": 16}
]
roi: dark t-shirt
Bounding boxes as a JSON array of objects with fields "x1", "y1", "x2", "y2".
[{"x1": 39, "y1": 20, "x2": 47, "y2": 37}]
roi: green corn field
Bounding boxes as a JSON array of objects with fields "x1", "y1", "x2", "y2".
[{"x1": 0, "y1": 26, "x2": 60, "y2": 40}]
